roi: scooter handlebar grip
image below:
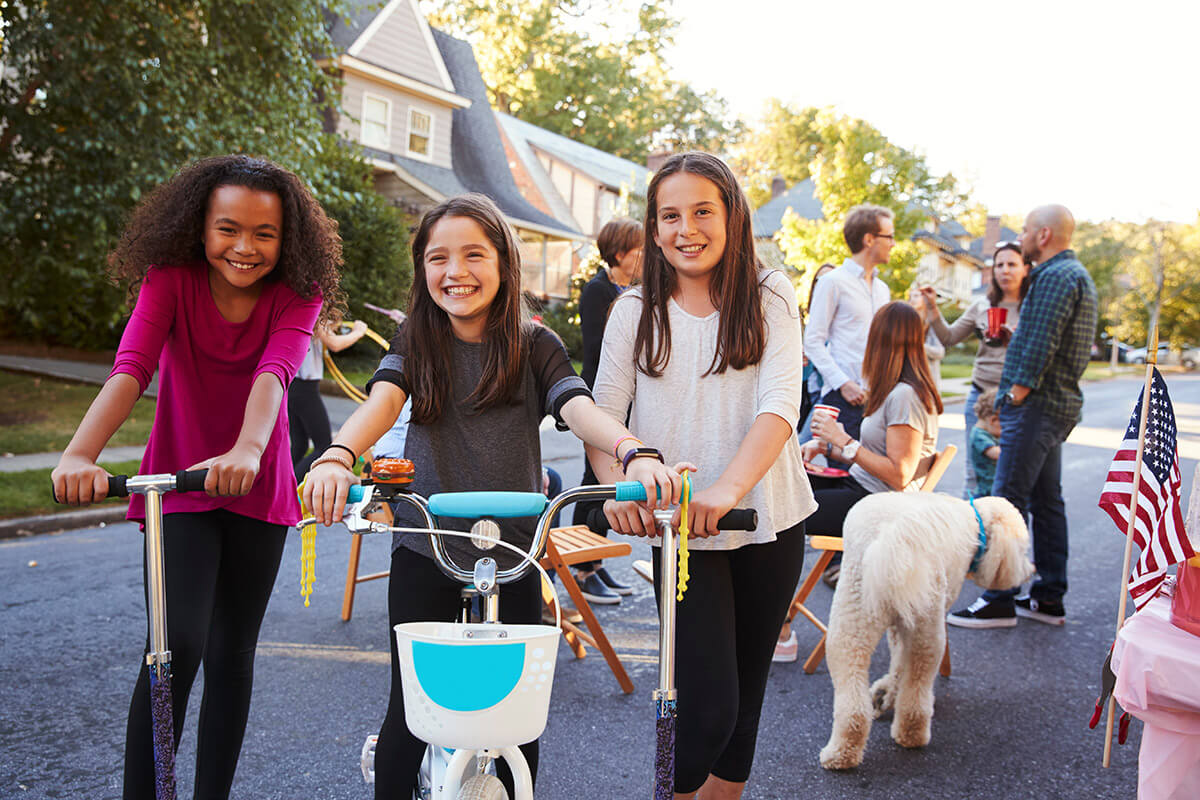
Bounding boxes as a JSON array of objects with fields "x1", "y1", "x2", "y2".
[
  {"x1": 174, "y1": 469, "x2": 209, "y2": 494},
  {"x1": 106, "y1": 475, "x2": 129, "y2": 499}
]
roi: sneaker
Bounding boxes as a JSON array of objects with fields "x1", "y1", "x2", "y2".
[
  {"x1": 1016, "y1": 595, "x2": 1066, "y2": 626},
  {"x1": 578, "y1": 571, "x2": 621, "y2": 605},
  {"x1": 947, "y1": 597, "x2": 1017, "y2": 628},
  {"x1": 631, "y1": 559, "x2": 654, "y2": 584},
  {"x1": 596, "y1": 566, "x2": 633, "y2": 596},
  {"x1": 773, "y1": 630, "x2": 798, "y2": 663}
]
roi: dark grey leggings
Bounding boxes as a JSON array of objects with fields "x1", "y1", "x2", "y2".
[
  {"x1": 123, "y1": 509, "x2": 287, "y2": 800},
  {"x1": 651, "y1": 525, "x2": 806, "y2": 793}
]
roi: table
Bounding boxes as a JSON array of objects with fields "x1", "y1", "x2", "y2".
[{"x1": 1112, "y1": 595, "x2": 1200, "y2": 799}]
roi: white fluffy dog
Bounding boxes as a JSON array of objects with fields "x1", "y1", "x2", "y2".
[{"x1": 819, "y1": 492, "x2": 1033, "y2": 770}]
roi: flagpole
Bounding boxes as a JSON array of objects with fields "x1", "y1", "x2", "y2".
[{"x1": 1102, "y1": 324, "x2": 1158, "y2": 767}]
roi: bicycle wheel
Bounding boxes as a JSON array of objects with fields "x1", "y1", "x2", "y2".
[{"x1": 457, "y1": 773, "x2": 508, "y2": 800}]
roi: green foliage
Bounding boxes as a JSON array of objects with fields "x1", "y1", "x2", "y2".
[
  {"x1": 1075, "y1": 220, "x2": 1132, "y2": 338},
  {"x1": 1103, "y1": 218, "x2": 1200, "y2": 347},
  {"x1": 0, "y1": 0, "x2": 404, "y2": 349},
  {"x1": 426, "y1": 0, "x2": 736, "y2": 161},
  {"x1": 740, "y1": 105, "x2": 966, "y2": 299}
]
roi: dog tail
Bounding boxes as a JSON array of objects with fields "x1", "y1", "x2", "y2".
[{"x1": 859, "y1": 510, "x2": 947, "y2": 628}]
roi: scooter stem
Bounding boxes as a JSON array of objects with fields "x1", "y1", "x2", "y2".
[{"x1": 144, "y1": 488, "x2": 172, "y2": 678}]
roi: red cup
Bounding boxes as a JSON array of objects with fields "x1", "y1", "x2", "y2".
[
  {"x1": 986, "y1": 307, "x2": 1008, "y2": 339},
  {"x1": 813, "y1": 403, "x2": 841, "y2": 423}
]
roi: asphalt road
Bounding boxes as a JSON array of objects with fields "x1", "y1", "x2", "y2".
[{"x1": 4, "y1": 374, "x2": 1198, "y2": 799}]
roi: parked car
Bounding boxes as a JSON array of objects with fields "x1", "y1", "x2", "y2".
[
  {"x1": 1128, "y1": 343, "x2": 1170, "y2": 364},
  {"x1": 1183, "y1": 348, "x2": 1200, "y2": 369},
  {"x1": 1093, "y1": 339, "x2": 1131, "y2": 362}
]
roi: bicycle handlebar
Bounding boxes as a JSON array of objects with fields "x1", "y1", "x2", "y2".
[
  {"x1": 54, "y1": 469, "x2": 210, "y2": 502},
  {"x1": 584, "y1": 505, "x2": 758, "y2": 534}
]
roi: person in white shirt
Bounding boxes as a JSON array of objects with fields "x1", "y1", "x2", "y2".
[{"x1": 801, "y1": 205, "x2": 894, "y2": 467}]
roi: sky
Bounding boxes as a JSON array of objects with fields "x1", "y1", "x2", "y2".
[{"x1": 664, "y1": 0, "x2": 1199, "y2": 223}]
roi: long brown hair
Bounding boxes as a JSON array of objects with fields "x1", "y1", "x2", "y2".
[
  {"x1": 634, "y1": 152, "x2": 768, "y2": 377},
  {"x1": 403, "y1": 194, "x2": 528, "y2": 424},
  {"x1": 107, "y1": 154, "x2": 345, "y2": 324},
  {"x1": 861, "y1": 301, "x2": 943, "y2": 417}
]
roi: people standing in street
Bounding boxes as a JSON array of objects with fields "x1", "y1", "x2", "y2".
[
  {"x1": 948, "y1": 204, "x2": 1097, "y2": 628},
  {"x1": 50, "y1": 154, "x2": 343, "y2": 799},
  {"x1": 571, "y1": 217, "x2": 644, "y2": 604},
  {"x1": 803, "y1": 206, "x2": 894, "y2": 469},
  {"x1": 920, "y1": 242, "x2": 1031, "y2": 496},
  {"x1": 798, "y1": 263, "x2": 836, "y2": 438},
  {"x1": 289, "y1": 317, "x2": 368, "y2": 479}
]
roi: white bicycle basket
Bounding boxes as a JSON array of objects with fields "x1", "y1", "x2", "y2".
[{"x1": 394, "y1": 622, "x2": 561, "y2": 750}]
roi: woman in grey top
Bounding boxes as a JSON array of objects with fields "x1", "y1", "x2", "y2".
[{"x1": 919, "y1": 242, "x2": 1030, "y2": 496}]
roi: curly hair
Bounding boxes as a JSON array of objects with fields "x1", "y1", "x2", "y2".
[{"x1": 107, "y1": 155, "x2": 345, "y2": 323}]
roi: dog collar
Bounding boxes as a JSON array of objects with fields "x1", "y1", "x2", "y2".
[{"x1": 968, "y1": 497, "x2": 988, "y2": 573}]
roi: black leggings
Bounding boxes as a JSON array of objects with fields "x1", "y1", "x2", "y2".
[
  {"x1": 123, "y1": 510, "x2": 287, "y2": 800},
  {"x1": 805, "y1": 475, "x2": 871, "y2": 537},
  {"x1": 288, "y1": 378, "x2": 331, "y2": 478},
  {"x1": 375, "y1": 547, "x2": 543, "y2": 798},
  {"x1": 651, "y1": 525, "x2": 806, "y2": 793}
]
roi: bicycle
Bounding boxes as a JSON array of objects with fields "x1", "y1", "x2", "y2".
[{"x1": 309, "y1": 462, "x2": 755, "y2": 800}]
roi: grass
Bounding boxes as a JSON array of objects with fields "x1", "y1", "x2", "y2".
[
  {"x1": 0, "y1": 459, "x2": 143, "y2": 519},
  {"x1": 939, "y1": 362, "x2": 973, "y2": 380},
  {"x1": 0, "y1": 371, "x2": 157, "y2": 455},
  {"x1": 1083, "y1": 363, "x2": 1140, "y2": 382}
]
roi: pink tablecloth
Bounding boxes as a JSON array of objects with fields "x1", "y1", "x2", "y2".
[{"x1": 1112, "y1": 595, "x2": 1200, "y2": 799}]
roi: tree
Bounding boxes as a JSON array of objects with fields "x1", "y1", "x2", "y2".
[
  {"x1": 424, "y1": 0, "x2": 736, "y2": 160},
  {"x1": 1075, "y1": 220, "x2": 1132, "y2": 343},
  {"x1": 0, "y1": 0, "x2": 409, "y2": 347},
  {"x1": 1107, "y1": 218, "x2": 1200, "y2": 349},
  {"x1": 743, "y1": 105, "x2": 967, "y2": 299}
]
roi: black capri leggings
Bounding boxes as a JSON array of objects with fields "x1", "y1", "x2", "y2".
[
  {"x1": 123, "y1": 509, "x2": 287, "y2": 800},
  {"x1": 651, "y1": 524, "x2": 806, "y2": 793},
  {"x1": 374, "y1": 547, "x2": 543, "y2": 799},
  {"x1": 288, "y1": 377, "x2": 332, "y2": 478}
]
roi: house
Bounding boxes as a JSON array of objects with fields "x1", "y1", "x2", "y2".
[
  {"x1": 913, "y1": 215, "x2": 1017, "y2": 305},
  {"x1": 751, "y1": 177, "x2": 823, "y2": 271},
  {"x1": 323, "y1": 0, "x2": 584, "y2": 299},
  {"x1": 495, "y1": 112, "x2": 652, "y2": 239}
]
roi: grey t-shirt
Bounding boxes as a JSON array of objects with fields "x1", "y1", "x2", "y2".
[
  {"x1": 850, "y1": 381, "x2": 938, "y2": 494},
  {"x1": 367, "y1": 323, "x2": 589, "y2": 570}
]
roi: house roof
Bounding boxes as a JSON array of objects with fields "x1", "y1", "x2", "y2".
[
  {"x1": 752, "y1": 179, "x2": 823, "y2": 238},
  {"x1": 326, "y1": 0, "x2": 383, "y2": 51},
  {"x1": 429, "y1": 29, "x2": 580, "y2": 238},
  {"x1": 496, "y1": 112, "x2": 651, "y2": 194},
  {"x1": 968, "y1": 226, "x2": 1020, "y2": 261}
]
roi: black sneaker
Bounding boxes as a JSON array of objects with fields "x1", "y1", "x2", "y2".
[
  {"x1": 1016, "y1": 595, "x2": 1065, "y2": 626},
  {"x1": 595, "y1": 566, "x2": 633, "y2": 596},
  {"x1": 578, "y1": 571, "x2": 621, "y2": 605},
  {"x1": 947, "y1": 597, "x2": 1017, "y2": 628}
]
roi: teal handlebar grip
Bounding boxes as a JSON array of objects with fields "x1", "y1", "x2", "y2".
[
  {"x1": 614, "y1": 481, "x2": 664, "y2": 502},
  {"x1": 347, "y1": 485, "x2": 365, "y2": 503},
  {"x1": 428, "y1": 491, "x2": 548, "y2": 519}
]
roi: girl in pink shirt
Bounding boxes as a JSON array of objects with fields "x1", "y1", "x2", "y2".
[{"x1": 52, "y1": 155, "x2": 344, "y2": 800}]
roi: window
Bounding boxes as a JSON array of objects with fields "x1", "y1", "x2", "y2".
[
  {"x1": 361, "y1": 93, "x2": 391, "y2": 149},
  {"x1": 407, "y1": 107, "x2": 434, "y2": 161}
]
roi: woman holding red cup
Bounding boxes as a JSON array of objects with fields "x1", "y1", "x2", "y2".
[{"x1": 918, "y1": 242, "x2": 1031, "y2": 497}]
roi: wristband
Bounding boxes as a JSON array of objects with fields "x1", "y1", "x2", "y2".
[
  {"x1": 311, "y1": 453, "x2": 353, "y2": 471},
  {"x1": 612, "y1": 434, "x2": 643, "y2": 458},
  {"x1": 621, "y1": 447, "x2": 665, "y2": 473},
  {"x1": 327, "y1": 443, "x2": 357, "y2": 462}
]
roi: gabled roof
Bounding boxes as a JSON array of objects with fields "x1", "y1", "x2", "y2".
[
  {"x1": 429, "y1": 29, "x2": 580, "y2": 238},
  {"x1": 752, "y1": 179, "x2": 823, "y2": 238},
  {"x1": 968, "y1": 227, "x2": 1020, "y2": 261},
  {"x1": 328, "y1": 0, "x2": 453, "y2": 92},
  {"x1": 496, "y1": 113, "x2": 652, "y2": 194}
]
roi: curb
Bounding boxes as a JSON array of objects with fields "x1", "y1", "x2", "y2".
[{"x1": 0, "y1": 505, "x2": 130, "y2": 539}]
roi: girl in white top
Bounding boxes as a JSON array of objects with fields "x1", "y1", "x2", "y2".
[{"x1": 590, "y1": 152, "x2": 816, "y2": 800}]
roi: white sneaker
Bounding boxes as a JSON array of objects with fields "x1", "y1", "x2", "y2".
[
  {"x1": 632, "y1": 559, "x2": 654, "y2": 584},
  {"x1": 773, "y1": 630, "x2": 798, "y2": 663}
]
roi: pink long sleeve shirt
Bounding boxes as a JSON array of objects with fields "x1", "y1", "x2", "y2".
[{"x1": 111, "y1": 264, "x2": 321, "y2": 525}]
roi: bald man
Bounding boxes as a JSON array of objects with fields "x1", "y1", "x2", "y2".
[{"x1": 949, "y1": 204, "x2": 1097, "y2": 629}]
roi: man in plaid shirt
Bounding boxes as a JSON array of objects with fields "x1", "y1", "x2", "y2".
[{"x1": 950, "y1": 205, "x2": 1098, "y2": 628}]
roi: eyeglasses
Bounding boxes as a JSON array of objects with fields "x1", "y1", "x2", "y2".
[{"x1": 873, "y1": 233, "x2": 895, "y2": 240}]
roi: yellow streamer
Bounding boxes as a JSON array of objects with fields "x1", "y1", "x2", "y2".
[
  {"x1": 297, "y1": 481, "x2": 317, "y2": 607},
  {"x1": 677, "y1": 473, "x2": 691, "y2": 601}
]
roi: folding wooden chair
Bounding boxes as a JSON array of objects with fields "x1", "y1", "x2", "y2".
[
  {"x1": 341, "y1": 502, "x2": 392, "y2": 622},
  {"x1": 787, "y1": 445, "x2": 958, "y2": 675},
  {"x1": 539, "y1": 525, "x2": 635, "y2": 694}
]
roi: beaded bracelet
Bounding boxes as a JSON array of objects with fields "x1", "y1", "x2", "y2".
[
  {"x1": 311, "y1": 453, "x2": 353, "y2": 471},
  {"x1": 326, "y1": 443, "x2": 357, "y2": 462},
  {"x1": 612, "y1": 434, "x2": 643, "y2": 458}
]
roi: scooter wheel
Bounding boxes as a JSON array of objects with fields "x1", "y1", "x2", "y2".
[{"x1": 457, "y1": 773, "x2": 508, "y2": 800}]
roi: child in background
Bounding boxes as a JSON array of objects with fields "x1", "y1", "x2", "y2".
[
  {"x1": 590, "y1": 152, "x2": 815, "y2": 800},
  {"x1": 51, "y1": 155, "x2": 343, "y2": 799},
  {"x1": 302, "y1": 193, "x2": 681, "y2": 799},
  {"x1": 970, "y1": 388, "x2": 1002, "y2": 497}
]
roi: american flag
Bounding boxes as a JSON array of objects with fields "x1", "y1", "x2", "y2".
[{"x1": 1098, "y1": 369, "x2": 1194, "y2": 610}]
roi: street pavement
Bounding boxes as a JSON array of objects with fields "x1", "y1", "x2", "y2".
[{"x1": 3, "y1": 374, "x2": 1197, "y2": 798}]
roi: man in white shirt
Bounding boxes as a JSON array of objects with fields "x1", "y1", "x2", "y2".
[{"x1": 802, "y1": 204, "x2": 894, "y2": 467}]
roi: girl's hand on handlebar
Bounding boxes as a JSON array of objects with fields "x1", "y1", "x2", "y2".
[
  {"x1": 603, "y1": 499, "x2": 657, "y2": 537},
  {"x1": 624, "y1": 457, "x2": 690, "y2": 510},
  {"x1": 677, "y1": 483, "x2": 740, "y2": 538},
  {"x1": 52, "y1": 455, "x2": 109, "y2": 505},
  {"x1": 189, "y1": 443, "x2": 261, "y2": 497},
  {"x1": 303, "y1": 461, "x2": 357, "y2": 527}
]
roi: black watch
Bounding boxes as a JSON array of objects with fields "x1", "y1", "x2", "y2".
[{"x1": 621, "y1": 447, "x2": 665, "y2": 473}]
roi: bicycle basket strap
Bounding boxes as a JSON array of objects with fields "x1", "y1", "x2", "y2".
[{"x1": 427, "y1": 491, "x2": 548, "y2": 519}]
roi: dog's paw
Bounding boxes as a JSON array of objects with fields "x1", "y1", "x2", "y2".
[
  {"x1": 892, "y1": 714, "x2": 932, "y2": 749},
  {"x1": 819, "y1": 742, "x2": 864, "y2": 771},
  {"x1": 870, "y1": 677, "x2": 895, "y2": 717}
]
